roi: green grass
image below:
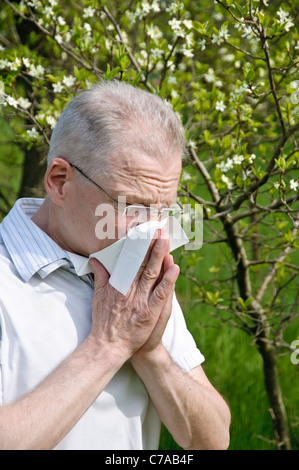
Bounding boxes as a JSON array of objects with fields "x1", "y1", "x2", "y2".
[{"x1": 159, "y1": 280, "x2": 299, "y2": 450}]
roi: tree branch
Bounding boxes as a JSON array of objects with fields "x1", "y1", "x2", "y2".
[
  {"x1": 102, "y1": 6, "x2": 155, "y2": 92},
  {"x1": 189, "y1": 148, "x2": 220, "y2": 203},
  {"x1": 255, "y1": 227, "x2": 298, "y2": 302}
]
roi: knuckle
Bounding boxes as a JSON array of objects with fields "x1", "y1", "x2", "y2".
[
  {"x1": 142, "y1": 267, "x2": 158, "y2": 282},
  {"x1": 154, "y1": 284, "x2": 167, "y2": 301}
]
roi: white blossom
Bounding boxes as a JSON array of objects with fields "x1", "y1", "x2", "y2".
[
  {"x1": 211, "y1": 33, "x2": 223, "y2": 45},
  {"x1": 183, "y1": 19, "x2": 193, "y2": 30},
  {"x1": 141, "y1": 2, "x2": 151, "y2": 15},
  {"x1": 233, "y1": 154, "x2": 244, "y2": 165},
  {"x1": 18, "y1": 97, "x2": 31, "y2": 109},
  {"x1": 43, "y1": 6, "x2": 54, "y2": 18},
  {"x1": 221, "y1": 174, "x2": 233, "y2": 189},
  {"x1": 214, "y1": 12, "x2": 223, "y2": 21},
  {"x1": 29, "y1": 64, "x2": 45, "y2": 77},
  {"x1": 10, "y1": 58, "x2": 22, "y2": 71},
  {"x1": 216, "y1": 158, "x2": 233, "y2": 173},
  {"x1": 55, "y1": 34, "x2": 63, "y2": 44},
  {"x1": 57, "y1": 16, "x2": 66, "y2": 26},
  {"x1": 23, "y1": 57, "x2": 31, "y2": 68},
  {"x1": 0, "y1": 59, "x2": 9, "y2": 70},
  {"x1": 5, "y1": 95, "x2": 18, "y2": 108},
  {"x1": 46, "y1": 115, "x2": 57, "y2": 129},
  {"x1": 199, "y1": 39, "x2": 206, "y2": 51},
  {"x1": 151, "y1": 0, "x2": 160, "y2": 12},
  {"x1": 284, "y1": 19, "x2": 294, "y2": 32},
  {"x1": 166, "y1": 2, "x2": 182, "y2": 15},
  {"x1": 188, "y1": 140, "x2": 197, "y2": 150},
  {"x1": 83, "y1": 22, "x2": 92, "y2": 34},
  {"x1": 219, "y1": 27, "x2": 230, "y2": 41},
  {"x1": 27, "y1": 0, "x2": 42, "y2": 8},
  {"x1": 64, "y1": 32, "x2": 71, "y2": 42},
  {"x1": 147, "y1": 25, "x2": 163, "y2": 41},
  {"x1": 290, "y1": 179, "x2": 298, "y2": 191},
  {"x1": 181, "y1": 45, "x2": 194, "y2": 58},
  {"x1": 134, "y1": 2, "x2": 152, "y2": 19},
  {"x1": 83, "y1": 6, "x2": 96, "y2": 18},
  {"x1": 215, "y1": 100, "x2": 226, "y2": 112},
  {"x1": 151, "y1": 48, "x2": 164, "y2": 60},
  {"x1": 277, "y1": 8, "x2": 290, "y2": 24},
  {"x1": 212, "y1": 27, "x2": 230, "y2": 45},
  {"x1": 277, "y1": 8, "x2": 294, "y2": 31},
  {"x1": 185, "y1": 33, "x2": 194, "y2": 48},
  {"x1": 181, "y1": 170, "x2": 192, "y2": 181},
  {"x1": 248, "y1": 154, "x2": 256, "y2": 164},
  {"x1": 241, "y1": 25, "x2": 255, "y2": 39},
  {"x1": 223, "y1": 53, "x2": 234, "y2": 62},
  {"x1": 235, "y1": 18, "x2": 244, "y2": 31},
  {"x1": 62, "y1": 75, "x2": 76, "y2": 87},
  {"x1": 35, "y1": 112, "x2": 45, "y2": 122},
  {"x1": 53, "y1": 81, "x2": 63, "y2": 93},
  {"x1": 204, "y1": 68, "x2": 216, "y2": 83},
  {"x1": 27, "y1": 127, "x2": 39, "y2": 139},
  {"x1": 242, "y1": 169, "x2": 252, "y2": 180},
  {"x1": 169, "y1": 18, "x2": 184, "y2": 36}
]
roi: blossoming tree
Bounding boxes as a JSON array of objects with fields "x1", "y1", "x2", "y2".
[{"x1": 0, "y1": 0, "x2": 298, "y2": 449}]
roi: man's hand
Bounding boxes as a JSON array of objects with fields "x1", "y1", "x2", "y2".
[{"x1": 89, "y1": 235, "x2": 180, "y2": 361}]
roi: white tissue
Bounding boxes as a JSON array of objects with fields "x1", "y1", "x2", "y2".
[{"x1": 74, "y1": 216, "x2": 189, "y2": 295}]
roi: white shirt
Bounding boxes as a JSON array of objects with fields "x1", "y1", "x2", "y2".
[{"x1": 0, "y1": 198, "x2": 204, "y2": 450}]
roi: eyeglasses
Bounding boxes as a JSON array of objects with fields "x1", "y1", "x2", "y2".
[{"x1": 69, "y1": 162, "x2": 184, "y2": 221}]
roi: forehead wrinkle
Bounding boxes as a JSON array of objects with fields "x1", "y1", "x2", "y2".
[{"x1": 106, "y1": 152, "x2": 181, "y2": 205}]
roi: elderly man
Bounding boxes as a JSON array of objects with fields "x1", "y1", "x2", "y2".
[{"x1": 0, "y1": 81, "x2": 230, "y2": 450}]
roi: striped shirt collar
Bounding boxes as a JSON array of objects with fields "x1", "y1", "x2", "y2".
[{"x1": 0, "y1": 198, "x2": 75, "y2": 281}]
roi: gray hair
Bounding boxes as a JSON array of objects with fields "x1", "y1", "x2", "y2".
[{"x1": 47, "y1": 80, "x2": 186, "y2": 178}]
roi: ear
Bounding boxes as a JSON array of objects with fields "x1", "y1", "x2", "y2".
[{"x1": 44, "y1": 158, "x2": 72, "y2": 207}]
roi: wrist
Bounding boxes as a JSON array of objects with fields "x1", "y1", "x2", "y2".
[
  {"x1": 83, "y1": 334, "x2": 129, "y2": 372},
  {"x1": 131, "y1": 343, "x2": 170, "y2": 372}
]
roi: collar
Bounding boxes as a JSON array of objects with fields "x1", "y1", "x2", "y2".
[{"x1": 0, "y1": 198, "x2": 74, "y2": 281}]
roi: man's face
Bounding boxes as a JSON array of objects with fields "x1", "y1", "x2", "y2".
[{"x1": 66, "y1": 150, "x2": 182, "y2": 256}]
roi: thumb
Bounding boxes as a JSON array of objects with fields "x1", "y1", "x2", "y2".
[{"x1": 89, "y1": 258, "x2": 110, "y2": 288}]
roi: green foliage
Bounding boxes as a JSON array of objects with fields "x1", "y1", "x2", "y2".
[{"x1": 0, "y1": 0, "x2": 298, "y2": 449}]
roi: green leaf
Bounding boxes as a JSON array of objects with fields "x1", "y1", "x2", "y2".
[{"x1": 103, "y1": 64, "x2": 122, "y2": 80}]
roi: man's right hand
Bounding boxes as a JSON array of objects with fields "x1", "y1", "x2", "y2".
[{"x1": 88, "y1": 235, "x2": 180, "y2": 361}]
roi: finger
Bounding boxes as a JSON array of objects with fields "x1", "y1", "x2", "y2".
[
  {"x1": 154, "y1": 254, "x2": 173, "y2": 288},
  {"x1": 89, "y1": 258, "x2": 110, "y2": 288},
  {"x1": 137, "y1": 236, "x2": 170, "y2": 294},
  {"x1": 139, "y1": 228, "x2": 163, "y2": 271},
  {"x1": 149, "y1": 263, "x2": 180, "y2": 310},
  {"x1": 163, "y1": 254, "x2": 174, "y2": 273},
  {"x1": 139, "y1": 226, "x2": 168, "y2": 272}
]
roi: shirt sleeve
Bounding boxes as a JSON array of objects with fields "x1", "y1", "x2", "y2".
[{"x1": 162, "y1": 293, "x2": 205, "y2": 373}]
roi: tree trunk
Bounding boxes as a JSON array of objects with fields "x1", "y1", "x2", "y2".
[
  {"x1": 18, "y1": 145, "x2": 46, "y2": 199},
  {"x1": 223, "y1": 217, "x2": 291, "y2": 449},
  {"x1": 257, "y1": 340, "x2": 291, "y2": 450}
]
